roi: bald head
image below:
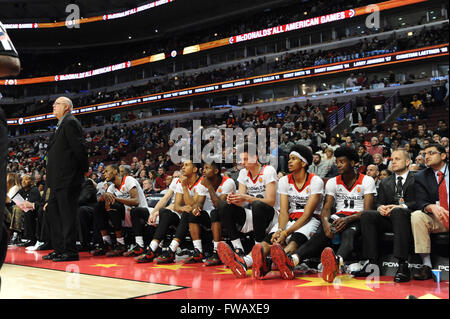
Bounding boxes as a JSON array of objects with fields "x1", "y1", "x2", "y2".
[
  {"x1": 366, "y1": 164, "x2": 379, "y2": 179},
  {"x1": 53, "y1": 96, "x2": 73, "y2": 120}
]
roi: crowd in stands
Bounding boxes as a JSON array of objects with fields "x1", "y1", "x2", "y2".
[
  {"x1": 16, "y1": 0, "x2": 399, "y2": 79},
  {"x1": 7, "y1": 80, "x2": 449, "y2": 178},
  {"x1": 3, "y1": 23, "x2": 448, "y2": 120}
]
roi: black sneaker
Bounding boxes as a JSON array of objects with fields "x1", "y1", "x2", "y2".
[
  {"x1": 123, "y1": 245, "x2": 145, "y2": 257},
  {"x1": 204, "y1": 251, "x2": 222, "y2": 266},
  {"x1": 90, "y1": 242, "x2": 113, "y2": 256},
  {"x1": 135, "y1": 247, "x2": 161, "y2": 263},
  {"x1": 106, "y1": 243, "x2": 127, "y2": 257},
  {"x1": 183, "y1": 248, "x2": 204, "y2": 264},
  {"x1": 156, "y1": 249, "x2": 176, "y2": 264}
]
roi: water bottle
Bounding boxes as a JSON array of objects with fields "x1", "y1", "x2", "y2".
[{"x1": 331, "y1": 225, "x2": 341, "y2": 245}]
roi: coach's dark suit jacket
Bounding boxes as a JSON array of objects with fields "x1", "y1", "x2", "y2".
[
  {"x1": 46, "y1": 113, "x2": 88, "y2": 255},
  {"x1": 414, "y1": 166, "x2": 444, "y2": 211},
  {"x1": 376, "y1": 171, "x2": 416, "y2": 210},
  {"x1": 46, "y1": 113, "x2": 88, "y2": 190}
]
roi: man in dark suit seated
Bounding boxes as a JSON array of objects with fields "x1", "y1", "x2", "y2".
[
  {"x1": 358, "y1": 149, "x2": 415, "y2": 282},
  {"x1": 411, "y1": 143, "x2": 449, "y2": 280},
  {"x1": 77, "y1": 177, "x2": 101, "y2": 252}
]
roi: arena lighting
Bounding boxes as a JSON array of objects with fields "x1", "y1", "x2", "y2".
[
  {"x1": 2, "y1": 0, "x2": 175, "y2": 29},
  {"x1": 6, "y1": 43, "x2": 448, "y2": 126},
  {"x1": 1, "y1": 0, "x2": 429, "y2": 86}
]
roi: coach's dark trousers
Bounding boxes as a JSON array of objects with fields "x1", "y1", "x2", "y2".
[
  {"x1": 360, "y1": 209, "x2": 412, "y2": 263},
  {"x1": 47, "y1": 186, "x2": 81, "y2": 256}
]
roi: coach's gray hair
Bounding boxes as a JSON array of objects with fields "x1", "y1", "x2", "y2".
[{"x1": 59, "y1": 96, "x2": 73, "y2": 111}]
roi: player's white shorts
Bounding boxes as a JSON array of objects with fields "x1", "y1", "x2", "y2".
[{"x1": 269, "y1": 216, "x2": 321, "y2": 242}]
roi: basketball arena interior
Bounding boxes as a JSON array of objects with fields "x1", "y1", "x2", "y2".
[{"x1": 0, "y1": 0, "x2": 449, "y2": 306}]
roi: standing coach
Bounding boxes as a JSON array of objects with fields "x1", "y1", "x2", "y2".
[
  {"x1": 0, "y1": 20, "x2": 21, "y2": 273},
  {"x1": 43, "y1": 97, "x2": 88, "y2": 262}
]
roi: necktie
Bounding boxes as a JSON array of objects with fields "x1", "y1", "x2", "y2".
[
  {"x1": 396, "y1": 176, "x2": 403, "y2": 197},
  {"x1": 437, "y1": 171, "x2": 448, "y2": 210}
]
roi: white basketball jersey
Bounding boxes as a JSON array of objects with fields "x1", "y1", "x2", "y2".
[
  {"x1": 325, "y1": 174, "x2": 377, "y2": 216},
  {"x1": 107, "y1": 175, "x2": 149, "y2": 226},
  {"x1": 174, "y1": 176, "x2": 203, "y2": 197},
  {"x1": 237, "y1": 164, "x2": 279, "y2": 209},
  {"x1": 278, "y1": 173, "x2": 324, "y2": 219},
  {"x1": 195, "y1": 175, "x2": 236, "y2": 213}
]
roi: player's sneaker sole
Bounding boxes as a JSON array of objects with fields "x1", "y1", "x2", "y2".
[
  {"x1": 123, "y1": 247, "x2": 144, "y2": 257},
  {"x1": 270, "y1": 243, "x2": 295, "y2": 280},
  {"x1": 251, "y1": 243, "x2": 267, "y2": 280},
  {"x1": 217, "y1": 242, "x2": 247, "y2": 279},
  {"x1": 321, "y1": 247, "x2": 338, "y2": 283}
]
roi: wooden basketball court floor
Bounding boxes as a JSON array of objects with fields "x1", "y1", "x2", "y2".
[{"x1": 1, "y1": 246, "x2": 448, "y2": 300}]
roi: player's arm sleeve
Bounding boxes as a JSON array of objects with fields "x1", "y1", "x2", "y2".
[
  {"x1": 325, "y1": 178, "x2": 336, "y2": 198},
  {"x1": 221, "y1": 179, "x2": 236, "y2": 195},
  {"x1": 310, "y1": 176, "x2": 324, "y2": 195},
  {"x1": 277, "y1": 176, "x2": 289, "y2": 195},
  {"x1": 363, "y1": 176, "x2": 377, "y2": 196}
]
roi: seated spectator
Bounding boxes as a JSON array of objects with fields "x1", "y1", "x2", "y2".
[
  {"x1": 160, "y1": 175, "x2": 175, "y2": 195},
  {"x1": 130, "y1": 162, "x2": 140, "y2": 178},
  {"x1": 440, "y1": 137, "x2": 449, "y2": 148},
  {"x1": 358, "y1": 145, "x2": 374, "y2": 168},
  {"x1": 410, "y1": 95, "x2": 423, "y2": 110},
  {"x1": 352, "y1": 120, "x2": 369, "y2": 135},
  {"x1": 416, "y1": 104, "x2": 428, "y2": 121},
  {"x1": 366, "y1": 164, "x2": 380, "y2": 190},
  {"x1": 410, "y1": 143, "x2": 449, "y2": 280},
  {"x1": 142, "y1": 179, "x2": 155, "y2": 197},
  {"x1": 138, "y1": 169, "x2": 148, "y2": 185},
  {"x1": 14, "y1": 175, "x2": 42, "y2": 248},
  {"x1": 369, "y1": 118, "x2": 383, "y2": 133},
  {"x1": 307, "y1": 153, "x2": 328, "y2": 179},
  {"x1": 431, "y1": 79, "x2": 447, "y2": 105},
  {"x1": 404, "y1": 123, "x2": 417, "y2": 140},
  {"x1": 436, "y1": 120, "x2": 449, "y2": 138},
  {"x1": 397, "y1": 107, "x2": 415, "y2": 122},
  {"x1": 225, "y1": 160, "x2": 240, "y2": 183},
  {"x1": 341, "y1": 135, "x2": 355, "y2": 149},
  {"x1": 296, "y1": 131, "x2": 312, "y2": 148},
  {"x1": 323, "y1": 148, "x2": 336, "y2": 168},
  {"x1": 373, "y1": 153, "x2": 387, "y2": 172},
  {"x1": 317, "y1": 143, "x2": 329, "y2": 161},
  {"x1": 154, "y1": 167, "x2": 168, "y2": 193},
  {"x1": 328, "y1": 136, "x2": 340, "y2": 151},
  {"x1": 148, "y1": 170, "x2": 157, "y2": 190},
  {"x1": 367, "y1": 137, "x2": 383, "y2": 156},
  {"x1": 379, "y1": 169, "x2": 392, "y2": 181},
  {"x1": 5, "y1": 173, "x2": 22, "y2": 245},
  {"x1": 346, "y1": 73, "x2": 357, "y2": 87}
]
